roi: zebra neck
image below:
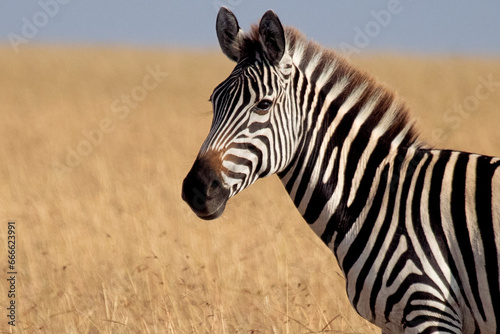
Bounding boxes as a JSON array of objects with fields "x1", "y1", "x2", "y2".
[{"x1": 278, "y1": 58, "x2": 420, "y2": 252}]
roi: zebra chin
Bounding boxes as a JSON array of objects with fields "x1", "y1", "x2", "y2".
[{"x1": 193, "y1": 201, "x2": 227, "y2": 220}]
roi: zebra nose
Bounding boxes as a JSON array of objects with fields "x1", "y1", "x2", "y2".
[{"x1": 182, "y1": 159, "x2": 229, "y2": 220}]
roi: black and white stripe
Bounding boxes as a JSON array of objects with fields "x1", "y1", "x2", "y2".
[{"x1": 182, "y1": 8, "x2": 500, "y2": 333}]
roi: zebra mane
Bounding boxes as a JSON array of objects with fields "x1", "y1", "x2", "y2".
[{"x1": 242, "y1": 25, "x2": 423, "y2": 150}]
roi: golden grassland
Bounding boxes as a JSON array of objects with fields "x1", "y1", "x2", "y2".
[{"x1": 0, "y1": 46, "x2": 500, "y2": 333}]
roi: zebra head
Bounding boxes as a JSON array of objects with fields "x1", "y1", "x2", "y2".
[{"x1": 182, "y1": 8, "x2": 297, "y2": 220}]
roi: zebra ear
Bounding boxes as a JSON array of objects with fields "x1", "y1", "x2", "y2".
[
  {"x1": 216, "y1": 7, "x2": 244, "y2": 62},
  {"x1": 259, "y1": 10, "x2": 286, "y2": 65}
]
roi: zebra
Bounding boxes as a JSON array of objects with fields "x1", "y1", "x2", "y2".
[{"x1": 181, "y1": 7, "x2": 500, "y2": 333}]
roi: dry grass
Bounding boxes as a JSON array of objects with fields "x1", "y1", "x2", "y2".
[{"x1": 0, "y1": 46, "x2": 499, "y2": 333}]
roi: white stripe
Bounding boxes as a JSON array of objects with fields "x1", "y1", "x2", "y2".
[
  {"x1": 417, "y1": 152, "x2": 461, "y2": 304},
  {"x1": 290, "y1": 80, "x2": 360, "y2": 200},
  {"x1": 390, "y1": 121, "x2": 413, "y2": 151},
  {"x1": 403, "y1": 152, "x2": 460, "y2": 316},
  {"x1": 304, "y1": 84, "x2": 367, "y2": 235},
  {"x1": 439, "y1": 152, "x2": 483, "y2": 321},
  {"x1": 466, "y1": 155, "x2": 495, "y2": 328},
  {"x1": 291, "y1": 40, "x2": 306, "y2": 66},
  {"x1": 345, "y1": 94, "x2": 384, "y2": 206},
  {"x1": 322, "y1": 146, "x2": 338, "y2": 184}
]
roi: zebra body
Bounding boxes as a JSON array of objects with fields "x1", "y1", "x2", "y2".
[
  {"x1": 182, "y1": 8, "x2": 500, "y2": 333},
  {"x1": 324, "y1": 148, "x2": 500, "y2": 333}
]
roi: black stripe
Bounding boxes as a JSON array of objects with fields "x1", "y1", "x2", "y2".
[
  {"x1": 297, "y1": 84, "x2": 365, "y2": 222},
  {"x1": 385, "y1": 272, "x2": 444, "y2": 322},
  {"x1": 404, "y1": 291, "x2": 459, "y2": 322},
  {"x1": 451, "y1": 153, "x2": 486, "y2": 321},
  {"x1": 428, "y1": 150, "x2": 475, "y2": 318},
  {"x1": 345, "y1": 149, "x2": 405, "y2": 312},
  {"x1": 410, "y1": 152, "x2": 461, "y2": 310},
  {"x1": 335, "y1": 113, "x2": 394, "y2": 224},
  {"x1": 341, "y1": 163, "x2": 389, "y2": 274},
  {"x1": 475, "y1": 156, "x2": 500, "y2": 324},
  {"x1": 277, "y1": 68, "x2": 303, "y2": 179},
  {"x1": 379, "y1": 150, "x2": 425, "y2": 320}
]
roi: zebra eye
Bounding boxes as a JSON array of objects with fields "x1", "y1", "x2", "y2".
[{"x1": 254, "y1": 99, "x2": 273, "y2": 114}]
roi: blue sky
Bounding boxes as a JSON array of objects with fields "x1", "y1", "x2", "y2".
[{"x1": 1, "y1": 1, "x2": 499, "y2": 55}]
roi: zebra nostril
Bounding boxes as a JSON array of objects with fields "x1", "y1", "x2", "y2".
[{"x1": 208, "y1": 180, "x2": 220, "y2": 195}]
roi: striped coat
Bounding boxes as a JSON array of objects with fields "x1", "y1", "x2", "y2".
[{"x1": 182, "y1": 8, "x2": 500, "y2": 333}]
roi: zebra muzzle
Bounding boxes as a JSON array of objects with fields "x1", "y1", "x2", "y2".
[{"x1": 182, "y1": 158, "x2": 230, "y2": 220}]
